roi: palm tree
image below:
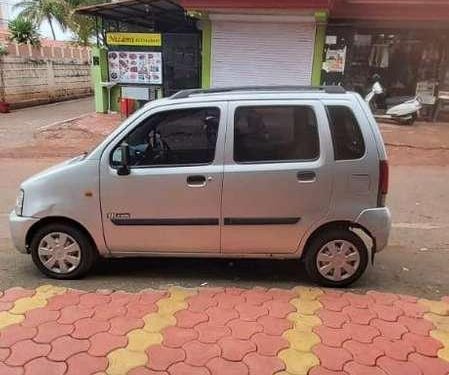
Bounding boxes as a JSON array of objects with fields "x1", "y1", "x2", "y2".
[{"x1": 14, "y1": 0, "x2": 69, "y2": 40}]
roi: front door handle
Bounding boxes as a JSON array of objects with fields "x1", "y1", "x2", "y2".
[
  {"x1": 297, "y1": 171, "x2": 316, "y2": 183},
  {"x1": 187, "y1": 175, "x2": 207, "y2": 187}
]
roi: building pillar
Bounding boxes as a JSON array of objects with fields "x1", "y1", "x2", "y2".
[
  {"x1": 200, "y1": 17, "x2": 212, "y2": 89},
  {"x1": 311, "y1": 11, "x2": 328, "y2": 86},
  {"x1": 91, "y1": 46, "x2": 108, "y2": 113}
]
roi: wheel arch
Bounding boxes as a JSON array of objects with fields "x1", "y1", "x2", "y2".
[{"x1": 25, "y1": 216, "x2": 99, "y2": 255}]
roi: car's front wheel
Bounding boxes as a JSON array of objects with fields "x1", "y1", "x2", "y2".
[
  {"x1": 304, "y1": 228, "x2": 368, "y2": 287},
  {"x1": 30, "y1": 223, "x2": 96, "y2": 279}
]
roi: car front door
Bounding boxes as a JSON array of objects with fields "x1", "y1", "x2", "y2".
[
  {"x1": 221, "y1": 100, "x2": 333, "y2": 254},
  {"x1": 99, "y1": 102, "x2": 227, "y2": 254}
]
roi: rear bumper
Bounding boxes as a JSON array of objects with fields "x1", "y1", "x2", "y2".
[
  {"x1": 355, "y1": 207, "x2": 391, "y2": 252},
  {"x1": 9, "y1": 211, "x2": 39, "y2": 254}
]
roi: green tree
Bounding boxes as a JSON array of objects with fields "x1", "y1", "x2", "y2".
[
  {"x1": 8, "y1": 17, "x2": 41, "y2": 46},
  {"x1": 0, "y1": 44, "x2": 8, "y2": 103},
  {"x1": 14, "y1": 0, "x2": 69, "y2": 40}
]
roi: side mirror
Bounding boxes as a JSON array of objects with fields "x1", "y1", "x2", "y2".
[{"x1": 117, "y1": 142, "x2": 131, "y2": 176}]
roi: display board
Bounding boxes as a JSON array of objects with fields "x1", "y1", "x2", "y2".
[{"x1": 108, "y1": 51, "x2": 162, "y2": 85}]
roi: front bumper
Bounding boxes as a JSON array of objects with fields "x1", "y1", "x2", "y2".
[
  {"x1": 355, "y1": 207, "x2": 391, "y2": 253},
  {"x1": 9, "y1": 211, "x2": 39, "y2": 254}
]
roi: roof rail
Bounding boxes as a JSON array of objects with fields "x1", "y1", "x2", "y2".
[{"x1": 170, "y1": 85, "x2": 346, "y2": 99}]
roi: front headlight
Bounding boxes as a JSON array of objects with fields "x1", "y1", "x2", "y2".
[{"x1": 15, "y1": 189, "x2": 24, "y2": 216}]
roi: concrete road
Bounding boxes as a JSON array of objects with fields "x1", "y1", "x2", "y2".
[{"x1": 0, "y1": 157, "x2": 448, "y2": 299}]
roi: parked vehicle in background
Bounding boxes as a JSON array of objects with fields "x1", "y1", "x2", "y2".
[
  {"x1": 365, "y1": 74, "x2": 422, "y2": 125},
  {"x1": 9, "y1": 86, "x2": 391, "y2": 287}
]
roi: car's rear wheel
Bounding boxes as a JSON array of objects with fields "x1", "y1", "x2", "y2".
[
  {"x1": 30, "y1": 223, "x2": 96, "y2": 279},
  {"x1": 304, "y1": 229, "x2": 368, "y2": 287}
]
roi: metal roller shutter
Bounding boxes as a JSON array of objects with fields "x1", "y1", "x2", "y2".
[{"x1": 211, "y1": 18, "x2": 316, "y2": 87}]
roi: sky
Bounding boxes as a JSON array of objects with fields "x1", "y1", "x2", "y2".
[{"x1": 1, "y1": 0, "x2": 71, "y2": 40}]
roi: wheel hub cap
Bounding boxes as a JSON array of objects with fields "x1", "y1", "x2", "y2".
[{"x1": 37, "y1": 232, "x2": 81, "y2": 274}]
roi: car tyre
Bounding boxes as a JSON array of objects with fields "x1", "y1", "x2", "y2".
[
  {"x1": 304, "y1": 228, "x2": 368, "y2": 288},
  {"x1": 30, "y1": 223, "x2": 97, "y2": 279}
]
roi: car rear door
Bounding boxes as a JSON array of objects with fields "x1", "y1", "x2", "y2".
[{"x1": 221, "y1": 99, "x2": 334, "y2": 254}]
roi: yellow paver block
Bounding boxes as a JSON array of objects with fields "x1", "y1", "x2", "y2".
[
  {"x1": 438, "y1": 347, "x2": 449, "y2": 362},
  {"x1": 431, "y1": 330, "x2": 449, "y2": 345},
  {"x1": 106, "y1": 287, "x2": 197, "y2": 375},
  {"x1": 419, "y1": 299, "x2": 449, "y2": 316},
  {"x1": 278, "y1": 348, "x2": 320, "y2": 375},
  {"x1": 293, "y1": 287, "x2": 323, "y2": 301},
  {"x1": 287, "y1": 313, "x2": 321, "y2": 331},
  {"x1": 0, "y1": 285, "x2": 66, "y2": 331},
  {"x1": 425, "y1": 313, "x2": 449, "y2": 331},
  {"x1": 283, "y1": 329, "x2": 320, "y2": 352},
  {"x1": 107, "y1": 348, "x2": 148, "y2": 375},
  {"x1": 290, "y1": 298, "x2": 322, "y2": 316}
]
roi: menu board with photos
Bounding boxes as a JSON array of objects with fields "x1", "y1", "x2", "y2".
[{"x1": 108, "y1": 51, "x2": 162, "y2": 85}]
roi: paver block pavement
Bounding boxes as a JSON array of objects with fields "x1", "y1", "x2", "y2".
[{"x1": 1, "y1": 285, "x2": 449, "y2": 374}]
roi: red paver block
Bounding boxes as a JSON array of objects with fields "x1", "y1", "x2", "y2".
[
  {"x1": 196, "y1": 323, "x2": 231, "y2": 343},
  {"x1": 0, "y1": 301, "x2": 13, "y2": 312},
  {"x1": 370, "y1": 304, "x2": 404, "y2": 322},
  {"x1": 262, "y1": 300, "x2": 295, "y2": 319},
  {"x1": 367, "y1": 291, "x2": 399, "y2": 306},
  {"x1": 370, "y1": 319, "x2": 408, "y2": 340},
  {"x1": 313, "y1": 343, "x2": 353, "y2": 371},
  {"x1": 243, "y1": 352, "x2": 284, "y2": 375},
  {"x1": 128, "y1": 367, "x2": 169, "y2": 375},
  {"x1": 218, "y1": 337, "x2": 256, "y2": 361},
  {"x1": 344, "y1": 361, "x2": 388, "y2": 375},
  {"x1": 183, "y1": 341, "x2": 221, "y2": 366},
  {"x1": 22, "y1": 307, "x2": 60, "y2": 327},
  {"x1": 409, "y1": 352, "x2": 449, "y2": 375},
  {"x1": 0, "y1": 324, "x2": 37, "y2": 347},
  {"x1": 58, "y1": 305, "x2": 94, "y2": 324},
  {"x1": 139, "y1": 290, "x2": 167, "y2": 305},
  {"x1": 109, "y1": 291, "x2": 138, "y2": 306},
  {"x1": 257, "y1": 315, "x2": 292, "y2": 336},
  {"x1": 109, "y1": 315, "x2": 144, "y2": 335},
  {"x1": 242, "y1": 288, "x2": 272, "y2": 306},
  {"x1": 343, "y1": 340, "x2": 384, "y2": 366},
  {"x1": 147, "y1": 345, "x2": 185, "y2": 371},
  {"x1": 126, "y1": 301, "x2": 158, "y2": 319},
  {"x1": 24, "y1": 357, "x2": 66, "y2": 375},
  {"x1": 0, "y1": 287, "x2": 34, "y2": 302},
  {"x1": 398, "y1": 316, "x2": 434, "y2": 336},
  {"x1": 402, "y1": 332, "x2": 443, "y2": 357},
  {"x1": 93, "y1": 302, "x2": 127, "y2": 321},
  {"x1": 377, "y1": 356, "x2": 422, "y2": 375},
  {"x1": 33, "y1": 321, "x2": 74, "y2": 343},
  {"x1": 236, "y1": 303, "x2": 268, "y2": 322},
  {"x1": 65, "y1": 352, "x2": 108, "y2": 375},
  {"x1": 46, "y1": 291, "x2": 82, "y2": 311},
  {"x1": 72, "y1": 317, "x2": 110, "y2": 339},
  {"x1": 319, "y1": 294, "x2": 350, "y2": 312},
  {"x1": 207, "y1": 357, "x2": 249, "y2": 375},
  {"x1": 0, "y1": 347, "x2": 10, "y2": 361},
  {"x1": 79, "y1": 293, "x2": 111, "y2": 308},
  {"x1": 228, "y1": 319, "x2": 264, "y2": 340},
  {"x1": 48, "y1": 335, "x2": 90, "y2": 361},
  {"x1": 168, "y1": 362, "x2": 211, "y2": 375},
  {"x1": 318, "y1": 308, "x2": 350, "y2": 328},
  {"x1": 344, "y1": 293, "x2": 375, "y2": 309},
  {"x1": 225, "y1": 287, "x2": 245, "y2": 296},
  {"x1": 314, "y1": 325, "x2": 352, "y2": 347},
  {"x1": 163, "y1": 326, "x2": 198, "y2": 348},
  {"x1": 206, "y1": 306, "x2": 239, "y2": 326},
  {"x1": 188, "y1": 295, "x2": 218, "y2": 312},
  {"x1": 373, "y1": 337, "x2": 414, "y2": 361},
  {"x1": 6, "y1": 339, "x2": 50, "y2": 366},
  {"x1": 0, "y1": 362, "x2": 23, "y2": 375},
  {"x1": 343, "y1": 306, "x2": 377, "y2": 325},
  {"x1": 175, "y1": 309, "x2": 208, "y2": 328},
  {"x1": 88, "y1": 332, "x2": 127, "y2": 356},
  {"x1": 309, "y1": 366, "x2": 348, "y2": 375},
  {"x1": 344, "y1": 323, "x2": 380, "y2": 343},
  {"x1": 214, "y1": 293, "x2": 245, "y2": 309},
  {"x1": 393, "y1": 300, "x2": 427, "y2": 318},
  {"x1": 251, "y1": 332, "x2": 288, "y2": 356},
  {"x1": 266, "y1": 288, "x2": 296, "y2": 302}
]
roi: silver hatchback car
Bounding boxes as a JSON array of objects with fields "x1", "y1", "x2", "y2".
[{"x1": 10, "y1": 86, "x2": 391, "y2": 287}]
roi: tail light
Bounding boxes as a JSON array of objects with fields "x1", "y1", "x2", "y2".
[{"x1": 378, "y1": 160, "x2": 389, "y2": 207}]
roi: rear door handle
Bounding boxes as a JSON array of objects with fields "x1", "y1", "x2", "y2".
[
  {"x1": 297, "y1": 171, "x2": 316, "y2": 183},
  {"x1": 187, "y1": 175, "x2": 207, "y2": 187}
]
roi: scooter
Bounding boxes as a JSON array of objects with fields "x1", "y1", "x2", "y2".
[{"x1": 365, "y1": 77, "x2": 422, "y2": 125}]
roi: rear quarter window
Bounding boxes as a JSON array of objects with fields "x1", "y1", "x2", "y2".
[{"x1": 326, "y1": 105, "x2": 366, "y2": 160}]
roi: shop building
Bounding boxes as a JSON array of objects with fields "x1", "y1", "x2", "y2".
[{"x1": 77, "y1": 0, "x2": 449, "y2": 119}]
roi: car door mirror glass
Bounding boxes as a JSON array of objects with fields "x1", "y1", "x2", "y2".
[{"x1": 117, "y1": 142, "x2": 131, "y2": 176}]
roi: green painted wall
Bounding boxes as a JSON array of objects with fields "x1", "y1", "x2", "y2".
[
  {"x1": 91, "y1": 46, "x2": 109, "y2": 113},
  {"x1": 201, "y1": 18, "x2": 212, "y2": 89},
  {"x1": 312, "y1": 11, "x2": 328, "y2": 86}
]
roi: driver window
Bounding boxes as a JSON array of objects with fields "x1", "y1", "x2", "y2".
[{"x1": 112, "y1": 107, "x2": 220, "y2": 167}]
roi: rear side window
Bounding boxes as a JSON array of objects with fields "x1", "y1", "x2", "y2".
[
  {"x1": 234, "y1": 106, "x2": 319, "y2": 163},
  {"x1": 326, "y1": 106, "x2": 365, "y2": 160}
]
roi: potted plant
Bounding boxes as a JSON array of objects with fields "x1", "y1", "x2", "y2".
[{"x1": 0, "y1": 43, "x2": 9, "y2": 113}]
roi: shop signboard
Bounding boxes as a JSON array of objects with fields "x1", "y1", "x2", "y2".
[
  {"x1": 323, "y1": 46, "x2": 347, "y2": 73},
  {"x1": 106, "y1": 32, "x2": 162, "y2": 47},
  {"x1": 108, "y1": 51, "x2": 162, "y2": 85}
]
